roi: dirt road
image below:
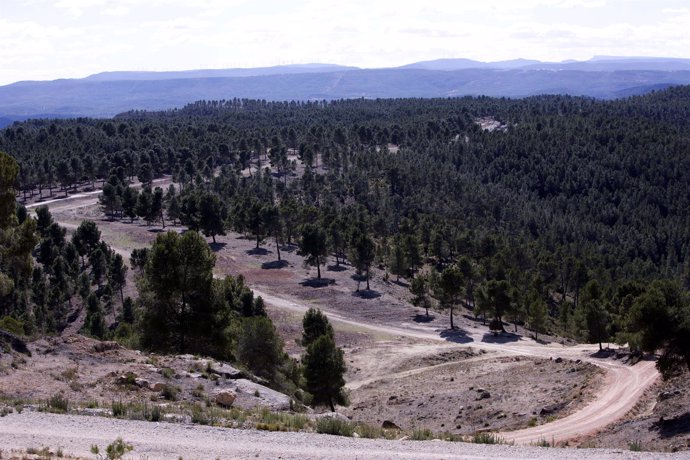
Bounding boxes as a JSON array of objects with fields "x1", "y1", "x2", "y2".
[
  {"x1": 254, "y1": 286, "x2": 659, "y2": 445},
  {"x1": 31, "y1": 189, "x2": 661, "y2": 447},
  {"x1": 0, "y1": 411, "x2": 681, "y2": 459}
]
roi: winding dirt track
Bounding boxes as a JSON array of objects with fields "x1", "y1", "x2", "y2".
[
  {"x1": 21, "y1": 190, "x2": 662, "y2": 449},
  {"x1": 255, "y1": 289, "x2": 660, "y2": 445}
]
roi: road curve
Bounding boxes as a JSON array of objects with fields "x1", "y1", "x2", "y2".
[
  {"x1": 255, "y1": 287, "x2": 660, "y2": 445},
  {"x1": 33, "y1": 190, "x2": 661, "y2": 447}
]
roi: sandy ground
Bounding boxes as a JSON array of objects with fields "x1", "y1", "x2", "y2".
[{"x1": 0, "y1": 411, "x2": 686, "y2": 460}]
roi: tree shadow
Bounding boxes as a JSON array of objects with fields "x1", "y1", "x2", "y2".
[
  {"x1": 247, "y1": 247, "x2": 271, "y2": 256},
  {"x1": 147, "y1": 228, "x2": 164, "y2": 233},
  {"x1": 300, "y1": 278, "x2": 335, "y2": 288},
  {"x1": 209, "y1": 242, "x2": 227, "y2": 252},
  {"x1": 589, "y1": 348, "x2": 616, "y2": 359},
  {"x1": 327, "y1": 264, "x2": 347, "y2": 272},
  {"x1": 481, "y1": 332, "x2": 520, "y2": 343},
  {"x1": 262, "y1": 260, "x2": 288, "y2": 269},
  {"x1": 412, "y1": 314, "x2": 435, "y2": 323},
  {"x1": 440, "y1": 328, "x2": 474, "y2": 344},
  {"x1": 280, "y1": 243, "x2": 299, "y2": 253},
  {"x1": 462, "y1": 313, "x2": 487, "y2": 326},
  {"x1": 352, "y1": 290, "x2": 381, "y2": 299},
  {"x1": 391, "y1": 279, "x2": 410, "y2": 288},
  {"x1": 654, "y1": 412, "x2": 690, "y2": 438}
]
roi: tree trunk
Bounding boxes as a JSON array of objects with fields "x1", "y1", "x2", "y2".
[
  {"x1": 366, "y1": 268, "x2": 370, "y2": 290},
  {"x1": 212, "y1": 234, "x2": 216, "y2": 244},
  {"x1": 316, "y1": 256, "x2": 321, "y2": 279},
  {"x1": 450, "y1": 305, "x2": 454, "y2": 329},
  {"x1": 276, "y1": 239, "x2": 281, "y2": 262},
  {"x1": 329, "y1": 396, "x2": 335, "y2": 412}
]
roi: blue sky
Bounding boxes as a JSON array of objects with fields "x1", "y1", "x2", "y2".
[{"x1": 1, "y1": 0, "x2": 689, "y2": 85}]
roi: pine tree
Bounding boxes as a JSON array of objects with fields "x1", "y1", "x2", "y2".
[
  {"x1": 199, "y1": 192, "x2": 226, "y2": 243},
  {"x1": 388, "y1": 239, "x2": 408, "y2": 282},
  {"x1": 410, "y1": 275, "x2": 431, "y2": 318},
  {"x1": 439, "y1": 265, "x2": 463, "y2": 329},
  {"x1": 349, "y1": 229, "x2": 375, "y2": 290},
  {"x1": 298, "y1": 223, "x2": 328, "y2": 279},
  {"x1": 529, "y1": 298, "x2": 548, "y2": 341},
  {"x1": 302, "y1": 334, "x2": 347, "y2": 412},
  {"x1": 109, "y1": 253, "x2": 128, "y2": 304},
  {"x1": 237, "y1": 316, "x2": 284, "y2": 380},
  {"x1": 139, "y1": 231, "x2": 217, "y2": 354},
  {"x1": 84, "y1": 292, "x2": 106, "y2": 339},
  {"x1": 301, "y1": 308, "x2": 334, "y2": 347}
]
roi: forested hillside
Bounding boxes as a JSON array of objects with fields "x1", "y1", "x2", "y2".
[{"x1": 2, "y1": 86, "x2": 690, "y2": 375}]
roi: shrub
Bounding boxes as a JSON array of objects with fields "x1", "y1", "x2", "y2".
[
  {"x1": 190, "y1": 404, "x2": 208, "y2": 425},
  {"x1": 149, "y1": 404, "x2": 162, "y2": 422},
  {"x1": 356, "y1": 423, "x2": 383, "y2": 439},
  {"x1": 105, "y1": 437, "x2": 133, "y2": 460},
  {"x1": 48, "y1": 394, "x2": 69, "y2": 413},
  {"x1": 315, "y1": 417, "x2": 354, "y2": 437},
  {"x1": 0, "y1": 316, "x2": 24, "y2": 336},
  {"x1": 111, "y1": 400, "x2": 126, "y2": 418},
  {"x1": 161, "y1": 384, "x2": 179, "y2": 401},
  {"x1": 629, "y1": 440, "x2": 642, "y2": 452},
  {"x1": 533, "y1": 438, "x2": 551, "y2": 447},
  {"x1": 256, "y1": 407, "x2": 308, "y2": 431},
  {"x1": 411, "y1": 428, "x2": 434, "y2": 441},
  {"x1": 192, "y1": 384, "x2": 205, "y2": 398},
  {"x1": 472, "y1": 432, "x2": 504, "y2": 444},
  {"x1": 86, "y1": 400, "x2": 99, "y2": 409}
]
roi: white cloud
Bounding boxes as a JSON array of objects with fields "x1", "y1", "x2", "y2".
[{"x1": 0, "y1": 0, "x2": 688, "y2": 85}]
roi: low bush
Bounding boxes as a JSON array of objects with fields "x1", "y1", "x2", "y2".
[
  {"x1": 629, "y1": 440, "x2": 642, "y2": 452},
  {"x1": 111, "y1": 400, "x2": 126, "y2": 418},
  {"x1": 410, "y1": 428, "x2": 434, "y2": 441},
  {"x1": 315, "y1": 416, "x2": 354, "y2": 437},
  {"x1": 472, "y1": 432, "x2": 505, "y2": 444},
  {"x1": 356, "y1": 423, "x2": 383, "y2": 439},
  {"x1": 48, "y1": 394, "x2": 69, "y2": 413}
]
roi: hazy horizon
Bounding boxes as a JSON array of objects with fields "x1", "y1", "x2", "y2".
[{"x1": 3, "y1": 0, "x2": 690, "y2": 86}]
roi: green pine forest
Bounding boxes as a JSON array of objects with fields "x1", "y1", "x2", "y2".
[{"x1": 2, "y1": 86, "x2": 690, "y2": 381}]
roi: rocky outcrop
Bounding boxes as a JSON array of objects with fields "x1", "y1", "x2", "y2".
[{"x1": 214, "y1": 390, "x2": 237, "y2": 407}]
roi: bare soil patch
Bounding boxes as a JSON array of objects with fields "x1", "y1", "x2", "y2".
[{"x1": 344, "y1": 353, "x2": 603, "y2": 435}]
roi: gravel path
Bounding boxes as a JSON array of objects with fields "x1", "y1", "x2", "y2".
[{"x1": 0, "y1": 411, "x2": 683, "y2": 459}]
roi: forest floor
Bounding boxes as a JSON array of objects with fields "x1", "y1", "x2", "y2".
[{"x1": 1, "y1": 182, "x2": 686, "y2": 456}]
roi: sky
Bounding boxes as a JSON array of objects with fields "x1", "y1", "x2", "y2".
[{"x1": 1, "y1": 0, "x2": 690, "y2": 85}]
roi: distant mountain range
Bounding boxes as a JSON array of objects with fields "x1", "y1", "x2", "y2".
[{"x1": 2, "y1": 57, "x2": 690, "y2": 127}]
